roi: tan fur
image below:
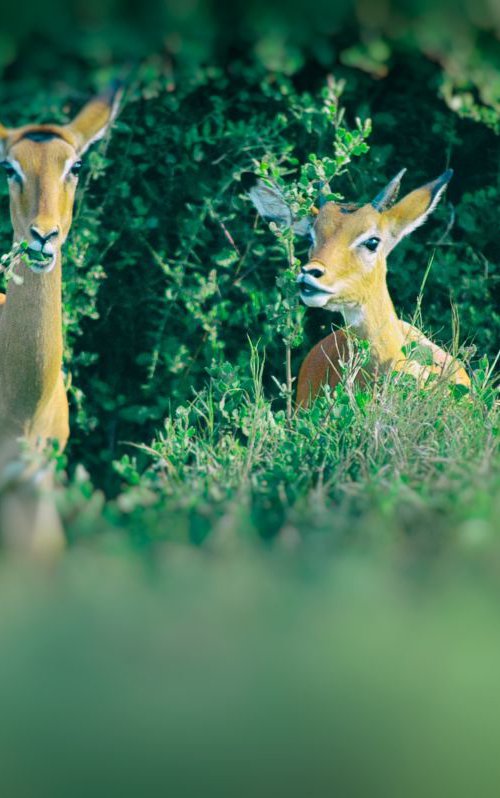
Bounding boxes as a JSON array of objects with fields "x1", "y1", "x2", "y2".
[
  {"x1": 297, "y1": 177, "x2": 470, "y2": 407},
  {"x1": 297, "y1": 322, "x2": 469, "y2": 407},
  {"x1": 0, "y1": 88, "x2": 119, "y2": 555}
]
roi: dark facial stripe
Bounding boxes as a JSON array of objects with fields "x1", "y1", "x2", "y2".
[{"x1": 21, "y1": 131, "x2": 63, "y2": 143}]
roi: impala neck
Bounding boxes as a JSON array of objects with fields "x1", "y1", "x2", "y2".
[
  {"x1": 0, "y1": 253, "x2": 63, "y2": 431},
  {"x1": 341, "y1": 278, "x2": 405, "y2": 371}
]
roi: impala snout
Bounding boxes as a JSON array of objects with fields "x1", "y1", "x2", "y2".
[
  {"x1": 26, "y1": 223, "x2": 61, "y2": 273},
  {"x1": 30, "y1": 225, "x2": 60, "y2": 247},
  {"x1": 301, "y1": 264, "x2": 325, "y2": 279},
  {"x1": 297, "y1": 263, "x2": 337, "y2": 308}
]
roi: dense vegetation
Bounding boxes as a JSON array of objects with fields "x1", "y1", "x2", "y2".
[
  {"x1": 0, "y1": 3, "x2": 499, "y2": 792},
  {"x1": 3, "y1": 25, "x2": 499, "y2": 535}
]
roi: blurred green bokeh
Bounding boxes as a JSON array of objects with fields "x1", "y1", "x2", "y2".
[
  {"x1": 1, "y1": 551, "x2": 500, "y2": 797},
  {"x1": 1, "y1": 0, "x2": 500, "y2": 80}
]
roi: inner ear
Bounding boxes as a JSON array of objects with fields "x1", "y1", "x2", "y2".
[
  {"x1": 245, "y1": 175, "x2": 315, "y2": 237},
  {"x1": 65, "y1": 82, "x2": 122, "y2": 155},
  {"x1": 384, "y1": 169, "x2": 453, "y2": 252},
  {"x1": 245, "y1": 176, "x2": 292, "y2": 226}
]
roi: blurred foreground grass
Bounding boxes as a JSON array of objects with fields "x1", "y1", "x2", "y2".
[
  {"x1": 1, "y1": 546, "x2": 500, "y2": 797},
  {"x1": 11, "y1": 358, "x2": 497, "y2": 797}
]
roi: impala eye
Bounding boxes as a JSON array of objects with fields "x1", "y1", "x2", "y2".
[
  {"x1": 363, "y1": 236, "x2": 381, "y2": 252},
  {"x1": 1, "y1": 161, "x2": 18, "y2": 180},
  {"x1": 70, "y1": 160, "x2": 83, "y2": 177}
]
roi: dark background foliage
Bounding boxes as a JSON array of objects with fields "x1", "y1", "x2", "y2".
[{"x1": 0, "y1": 0, "x2": 499, "y2": 495}]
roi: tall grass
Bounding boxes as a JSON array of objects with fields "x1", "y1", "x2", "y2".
[{"x1": 61, "y1": 339, "x2": 499, "y2": 564}]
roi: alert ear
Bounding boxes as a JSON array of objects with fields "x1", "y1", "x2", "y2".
[
  {"x1": 384, "y1": 169, "x2": 453, "y2": 252},
  {"x1": 65, "y1": 81, "x2": 123, "y2": 155},
  {"x1": 242, "y1": 173, "x2": 315, "y2": 236}
]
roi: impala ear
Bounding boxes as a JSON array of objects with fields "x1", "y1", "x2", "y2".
[
  {"x1": 384, "y1": 169, "x2": 453, "y2": 252},
  {"x1": 243, "y1": 173, "x2": 315, "y2": 236},
  {"x1": 372, "y1": 168, "x2": 407, "y2": 211},
  {"x1": 65, "y1": 81, "x2": 123, "y2": 155}
]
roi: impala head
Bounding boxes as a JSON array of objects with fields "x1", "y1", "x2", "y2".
[
  {"x1": 0, "y1": 83, "x2": 121, "y2": 274},
  {"x1": 247, "y1": 168, "x2": 453, "y2": 311}
]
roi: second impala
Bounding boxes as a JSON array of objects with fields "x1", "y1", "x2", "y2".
[{"x1": 248, "y1": 168, "x2": 470, "y2": 405}]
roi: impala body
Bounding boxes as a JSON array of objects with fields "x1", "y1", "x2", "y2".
[
  {"x1": 0, "y1": 85, "x2": 120, "y2": 553},
  {"x1": 248, "y1": 169, "x2": 470, "y2": 406}
]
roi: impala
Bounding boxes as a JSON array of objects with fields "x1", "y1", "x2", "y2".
[
  {"x1": 247, "y1": 168, "x2": 470, "y2": 405},
  {"x1": 0, "y1": 83, "x2": 121, "y2": 554}
]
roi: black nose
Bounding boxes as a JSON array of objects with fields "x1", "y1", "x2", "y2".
[
  {"x1": 301, "y1": 265, "x2": 325, "y2": 279},
  {"x1": 30, "y1": 226, "x2": 59, "y2": 245}
]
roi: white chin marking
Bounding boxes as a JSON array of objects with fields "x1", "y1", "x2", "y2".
[
  {"x1": 29, "y1": 255, "x2": 57, "y2": 275},
  {"x1": 300, "y1": 291, "x2": 364, "y2": 323},
  {"x1": 301, "y1": 292, "x2": 331, "y2": 308}
]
